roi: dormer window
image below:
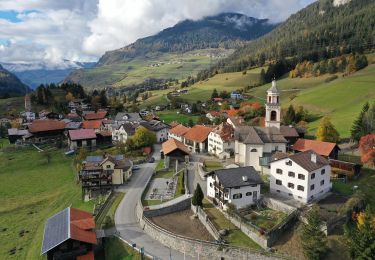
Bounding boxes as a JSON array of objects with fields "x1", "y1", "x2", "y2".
[{"x1": 286, "y1": 160, "x2": 292, "y2": 166}]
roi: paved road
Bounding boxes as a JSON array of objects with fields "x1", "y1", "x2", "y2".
[{"x1": 114, "y1": 159, "x2": 193, "y2": 259}]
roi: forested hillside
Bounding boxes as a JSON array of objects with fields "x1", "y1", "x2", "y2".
[
  {"x1": 0, "y1": 65, "x2": 30, "y2": 97},
  {"x1": 213, "y1": 0, "x2": 375, "y2": 73}
]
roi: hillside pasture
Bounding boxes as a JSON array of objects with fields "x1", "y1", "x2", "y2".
[{"x1": 0, "y1": 142, "x2": 94, "y2": 259}]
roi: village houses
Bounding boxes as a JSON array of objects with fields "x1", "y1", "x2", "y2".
[{"x1": 208, "y1": 122, "x2": 235, "y2": 159}]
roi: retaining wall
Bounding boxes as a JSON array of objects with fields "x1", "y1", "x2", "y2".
[
  {"x1": 191, "y1": 205, "x2": 221, "y2": 240},
  {"x1": 143, "y1": 195, "x2": 192, "y2": 218}
]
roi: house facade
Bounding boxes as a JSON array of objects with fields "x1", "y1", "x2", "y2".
[
  {"x1": 208, "y1": 122, "x2": 234, "y2": 158},
  {"x1": 140, "y1": 120, "x2": 169, "y2": 143},
  {"x1": 206, "y1": 167, "x2": 263, "y2": 209},
  {"x1": 269, "y1": 150, "x2": 332, "y2": 203},
  {"x1": 168, "y1": 124, "x2": 190, "y2": 142},
  {"x1": 234, "y1": 126, "x2": 287, "y2": 171},
  {"x1": 183, "y1": 125, "x2": 213, "y2": 153},
  {"x1": 68, "y1": 129, "x2": 97, "y2": 150},
  {"x1": 112, "y1": 123, "x2": 136, "y2": 143},
  {"x1": 80, "y1": 155, "x2": 132, "y2": 199}
]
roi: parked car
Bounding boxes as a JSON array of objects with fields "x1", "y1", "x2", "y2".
[
  {"x1": 148, "y1": 157, "x2": 155, "y2": 163},
  {"x1": 133, "y1": 165, "x2": 141, "y2": 171}
]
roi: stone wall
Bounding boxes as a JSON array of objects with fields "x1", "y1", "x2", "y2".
[
  {"x1": 191, "y1": 205, "x2": 221, "y2": 240},
  {"x1": 143, "y1": 196, "x2": 192, "y2": 218},
  {"x1": 262, "y1": 197, "x2": 296, "y2": 213}
]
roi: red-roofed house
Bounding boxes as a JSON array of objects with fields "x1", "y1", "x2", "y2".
[
  {"x1": 83, "y1": 111, "x2": 107, "y2": 121},
  {"x1": 208, "y1": 122, "x2": 235, "y2": 158},
  {"x1": 68, "y1": 129, "x2": 97, "y2": 150},
  {"x1": 162, "y1": 138, "x2": 189, "y2": 166},
  {"x1": 168, "y1": 124, "x2": 190, "y2": 142},
  {"x1": 27, "y1": 120, "x2": 66, "y2": 143},
  {"x1": 184, "y1": 125, "x2": 213, "y2": 153},
  {"x1": 41, "y1": 207, "x2": 97, "y2": 260},
  {"x1": 292, "y1": 138, "x2": 340, "y2": 159},
  {"x1": 82, "y1": 120, "x2": 103, "y2": 132}
]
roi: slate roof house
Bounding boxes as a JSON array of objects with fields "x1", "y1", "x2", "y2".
[
  {"x1": 206, "y1": 167, "x2": 263, "y2": 209},
  {"x1": 279, "y1": 125, "x2": 300, "y2": 149},
  {"x1": 80, "y1": 154, "x2": 132, "y2": 199},
  {"x1": 68, "y1": 129, "x2": 97, "y2": 150},
  {"x1": 234, "y1": 126, "x2": 287, "y2": 171},
  {"x1": 269, "y1": 150, "x2": 332, "y2": 203},
  {"x1": 7, "y1": 128, "x2": 30, "y2": 144},
  {"x1": 112, "y1": 122, "x2": 136, "y2": 143},
  {"x1": 140, "y1": 120, "x2": 170, "y2": 143},
  {"x1": 41, "y1": 207, "x2": 97, "y2": 260},
  {"x1": 292, "y1": 138, "x2": 340, "y2": 159},
  {"x1": 114, "y1": 112, "x2": 142, "y2": 124}
]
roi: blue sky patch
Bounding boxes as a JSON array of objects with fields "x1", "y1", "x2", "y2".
[{"x1": 0, "y1": 10, "x2": 39, "y2": 23}]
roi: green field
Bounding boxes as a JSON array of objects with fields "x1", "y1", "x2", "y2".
[
  {"x1": 157, "y1": 110, "x2": 199, "y2": 125},
  {"x1": 67, "y1": 49, "x2": 233, "y2": 89},
  {"x1": 103, "y1": 237, "x2": 144, "y2": 260},
  {"x1": 180, "y1": 68, "x2": 262, "y2": 102},
  {"x1": 0, "y1": 141, "x2": 95, "y2": 259}
]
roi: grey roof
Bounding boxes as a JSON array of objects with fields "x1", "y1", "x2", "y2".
[
  {"x1": 271, "y1": 150, "x2": 329, "y2": 172},
  {"x1": 119, "y1": 122, "x2": 136, "y2": 135},
  {"x1": 86, "y1": 155, "x2": 103, "y2": 162},
  {"x1": 267, "y1": 80, "x2": 279, "y2": 94},
  {"x1": 235, "y1": 126, "x2": 287, "y2": 144},
  {"x1": 209, "y1": 166, "x2": 263, "y2": 188},
  {"x1": 115, "y1": 112, "x2": 141, "y2": 122},
  {"x1": 65, "y1": 122, "x2": 82, "y2": 130},
  {"x1": 41, "y1": 208, "x2": 69, "y2": 255},
  {"x1": 140, "y1": 120, "x2": 169, "y2": 132},
  {"x1": 280, "y1": 126, "x2": 300, "y2": 138}
]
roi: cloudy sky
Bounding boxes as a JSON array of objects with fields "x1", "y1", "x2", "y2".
[{"x1": 0, "y1": 0, "x2": 315, "y2": 65}]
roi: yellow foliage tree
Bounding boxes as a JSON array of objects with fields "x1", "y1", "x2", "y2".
[
  {"x1": 65, "y1": 92, "x2": 74, "y2": 102},
  {"x1": 316, "y1": 116, "x2": 340, "y2": 143}
]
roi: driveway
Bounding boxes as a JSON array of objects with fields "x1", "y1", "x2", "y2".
[{"x1": 114, "y1": 147, "x2": 193, "y2": 260}]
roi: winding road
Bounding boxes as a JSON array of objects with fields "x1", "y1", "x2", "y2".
[{"x1": 114, "y1": 149, "x2": 193, "y2": 259}]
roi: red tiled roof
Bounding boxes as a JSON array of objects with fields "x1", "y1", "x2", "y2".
[
  {"x1": 82, "y1": 120, "x2": 102, "y2": 129},
  {"x1": 69, "y1": 208, "x2": 97, "y2": 245},
  {"x1": 83, "y1": 111, "x2": 107, "y2": 120},
  {"x1": 76, "y1": 251, "x2": 94, "y2": 260},
  {"x1": 207, "y1": 111, "x2": 222, "y2": 117},
  {"x1": 168, "y1": 124, "x2": 190, "y2": 136},
  {"x1": 211, "y1": 122, "x2": 234, "y2": 142},
  {"x1": 213, "y1": 97, "x2": 223, "y2": 102},
  {"x1": 292, "y1": 138, "x2": 339, "y2": 157},
  {"x1": 67, "y1": 113, "x2": 80, "y2": 119},
  {"x1": 184, "y1": 125, "x2": 213, "y2": 143},
  {"x1": 69, "y1": 129, "x2": 96, "y2": 141},
  {"x1": 143, "y1": 147, "x2": 152, "y2": 154},
  {"x1": 162, "y1": 138, "x2": 190, "y2": 155},
  {"x1": 169, "y1": 121, "x2": 179, "y2": 128},
  {"x1": 28, "y1": 120, "x2": 65, "y2": 133}
]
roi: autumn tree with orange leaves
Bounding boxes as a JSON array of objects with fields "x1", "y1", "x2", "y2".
[{"x1": 359, "y1": 134, "x2": 375, "y2": 168}]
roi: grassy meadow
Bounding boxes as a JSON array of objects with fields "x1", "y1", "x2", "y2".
[
  {"x1": 156, "y1": 110, "x2": 199, "y2": 125},
  {"x1": 69, "y1": 49, "x2": 232, "y2": 89},
  {"x1": 0, "y1": 140, "x2": 95, "y2": 259}
]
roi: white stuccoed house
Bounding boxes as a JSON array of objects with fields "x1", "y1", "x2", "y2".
[
  {"x1": 206, "y1": 167, "x2": 263, "y2": 209},
  {"x1": 269, "y1": 150, "x2": 332, "y2": 203}
]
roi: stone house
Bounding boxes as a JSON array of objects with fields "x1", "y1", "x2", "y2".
[{"x1": 68, "y1": 129, "x2": 97, "y2": 150}]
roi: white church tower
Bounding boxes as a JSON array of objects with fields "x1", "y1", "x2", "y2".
[{"x1": 265, "y1": 80, "x2": 281, "y2": 129}]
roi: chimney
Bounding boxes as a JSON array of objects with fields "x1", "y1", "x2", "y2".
[
  {"x1": 242, "y1": 176, "x2": 248, "y2": 182},
  {"x1": 311, "y1": 153, "x2": 317, "y2": 163}
]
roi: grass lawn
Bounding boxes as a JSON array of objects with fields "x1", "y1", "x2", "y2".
[
  {"x1": 157, "y1": 110, "x2": 199, "y2": 125},
  {"x1": 181, "y1": 68, "x2": 262, "y2": 103},
  {"x1": 103, "y1": 237, "x2": 145, "y2": 260},
  {"x1": 97, "y1": 192, "x2": 125, "y2": 229},
  {"x1": 202, "y1": 200, "x2": 261, "y2": 249},
  {"x1": 0, "y1": 145, "x2": 95, "y2": 260},
  {"x1": 242, "y1": 208, "x2": 287, "y2": 231},
  {"x1": 203, "y1": 160, "x2": 223, "y2": 172}
]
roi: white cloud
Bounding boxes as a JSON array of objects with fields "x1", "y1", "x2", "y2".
[
  {"x1": 0, "y1": 0, "x2": 316, "y2": 65},
  {"x1": 83, "y1": 0, "x2": 316, "y2": 56}
]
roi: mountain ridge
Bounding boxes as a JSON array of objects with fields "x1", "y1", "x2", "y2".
[{"x1": 0, "y1": 64, "x2": 30, "y2": 97}]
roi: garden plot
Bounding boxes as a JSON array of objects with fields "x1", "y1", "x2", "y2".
[
  {"x1": 145, "y1": 177, "x2": 177, "y2": 201},
  {"x1": 239, "y1": 206, "x2": 288, "y2": 231}
]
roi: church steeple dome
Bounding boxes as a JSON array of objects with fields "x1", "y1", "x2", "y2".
[{"x1": 265, "y1": 79, "x2": 281, "y2": 129}]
